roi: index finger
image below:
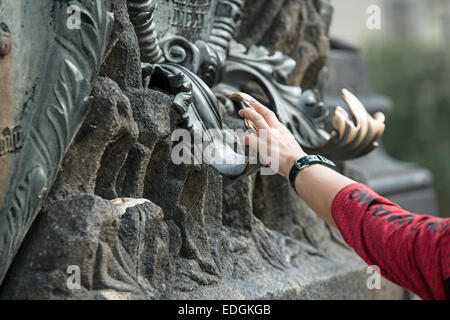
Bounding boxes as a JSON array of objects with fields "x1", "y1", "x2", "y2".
[
  {"x1": 250, "y1": 99, "x2": 281, "y2": 128},
  {"x1": 239, "y1": 107, "x2": 271, "y2": 133}
]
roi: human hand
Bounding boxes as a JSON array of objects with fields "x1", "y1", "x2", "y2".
[{"x1": 238, "y1": 99, "x2": 307, "y2": 178}]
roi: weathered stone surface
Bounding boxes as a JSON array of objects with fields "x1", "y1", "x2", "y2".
[
  {"x1": 100, "y1": 0, "x2": 142, "y2": 90},
  {"x1": 126, "y1": 88, "x2": 174, "y2": 148},
  {"x1": 252, "y1": 173, "x2": 349, "y2": 261},
  {"x1": 104, "y1": 0, "x2": 130, "y2": 60},
  {"x1": 47, "y1": 77, "x2": 138, "y2": 202},
  {"x1": 147, "y1": 164, "x2": 222, "y2": 284},
  {"x1": 0, "y1": 195, "x2": 176, "y2": 299},
  {"x1": 0, "y1": 195, "x2": 128, "y2": 299},
  {"x1": 116, "y1": 142, "x2": 151, "y2": 198}
]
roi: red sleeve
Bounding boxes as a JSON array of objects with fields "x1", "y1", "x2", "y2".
[{"x1": 331, "y1": 183, "x2": 450, "y2": 300}]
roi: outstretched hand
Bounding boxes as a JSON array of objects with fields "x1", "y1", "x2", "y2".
[
  {"x1": 239, "y1": 96, "x2": 355, "y2": 228},
  {"x1": 238, "y1": 99, "x2": 306, "y2": 179}
]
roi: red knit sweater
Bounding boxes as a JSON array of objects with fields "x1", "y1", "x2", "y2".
[{"x1": 331, "y1": 183, "x2": 450, "y2": 300}]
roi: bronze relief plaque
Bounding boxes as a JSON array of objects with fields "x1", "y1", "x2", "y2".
[
  {"x1": 0, "y1": 29, "x2": 15, "y2": 214},
  {"x1": 0, "y1": 0, "x2": 114, "y2": 284}
]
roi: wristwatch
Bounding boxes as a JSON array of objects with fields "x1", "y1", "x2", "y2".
[{"x1": 288, "y1": 155, "x2": 336, "y2": 191}]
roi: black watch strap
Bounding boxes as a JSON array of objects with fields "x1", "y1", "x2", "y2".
[{"x1": 288, "y1": 155, "x2": 336, "y2": 190}]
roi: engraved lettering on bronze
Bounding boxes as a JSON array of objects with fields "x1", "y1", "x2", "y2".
[
  {"x1": 171, "y1": 0, "x2": 210, "y2": 29},
  {"x1": 0, "y1": 126, "x2": 24, "y2": 157},
  {"x1": 173, "y1": 0, "x2": 210, "y2": 7}
]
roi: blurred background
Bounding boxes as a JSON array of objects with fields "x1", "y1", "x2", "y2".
[{"x1": 331, "y1": 0, "x2": 450, "y2": 216}]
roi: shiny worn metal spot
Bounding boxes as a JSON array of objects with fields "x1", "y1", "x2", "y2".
[{"x1": 0, "y1": 34, "x2": 11, "y2": 57}]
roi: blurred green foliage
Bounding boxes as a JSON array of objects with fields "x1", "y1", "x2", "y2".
[{"x1": 363, "y1": 37, "x2": 450, "y2": 217}]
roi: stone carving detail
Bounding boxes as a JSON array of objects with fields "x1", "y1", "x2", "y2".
[
  {"x1": 130, "y1": 0, "x2": 243, "y2": 87},
  {"x1": 215, "y1": 42, "x2": 385, "y2": 160},
  {"x1": 130, "y1": 0, "x2": 385, "y2": 171},
  {"x1": 208, "y1": 0, "x2": 243, "y2": 52},
  {"x1": 0, "y1": 0, "x2": 404, "y2": 300},
  {"x1": 127, "y1": 0, "x2": 165, "y2": 64},
  {"x1": 0, "y1": 0, "x2": 114, "y2": 283},
  {"x1": 143, "y1": 63, "x2": 257, "y2": 177}
]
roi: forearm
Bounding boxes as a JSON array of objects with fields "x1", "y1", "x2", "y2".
[
  {"x1": 238, "y1": 97, "x2": 450, "y2": 299},
  {"x1": 293, "y1": 159, "x2": 450, "y2": 299},
  {"x1": 331, "y1": 183, "x2": 450, "y2": 299},
  {"x1": 289, "y1": 160, "x2": 355, "y2": 228}
]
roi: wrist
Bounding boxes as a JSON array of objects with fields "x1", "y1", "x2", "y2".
[
  {"x1": 282, "y1": 151, "x2": 308, "y2": 179},
  {"x1": 288, "y1": 154, "x2": 337, "y2": 191}
]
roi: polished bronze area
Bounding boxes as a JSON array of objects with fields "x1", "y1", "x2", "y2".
[
  {"x1": 229, "y1": 92, "x2": 259, "y2": 134},
  {"x1": 229, "y1": 90, "x2": 385, "y2": 157},
  {"x1": 331, "y1": 89, "x2": 386, "y2": 150},
  {"x1": 0, "y1": 33, "x2": 11, "y2": 57},
  {"x1": 215, "y1": 43, "x2": 385, "y2": 160}
]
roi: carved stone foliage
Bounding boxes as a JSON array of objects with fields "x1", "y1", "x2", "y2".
[{"x1": 0, "y1": 0, "x2": 114, "y2": 284}]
